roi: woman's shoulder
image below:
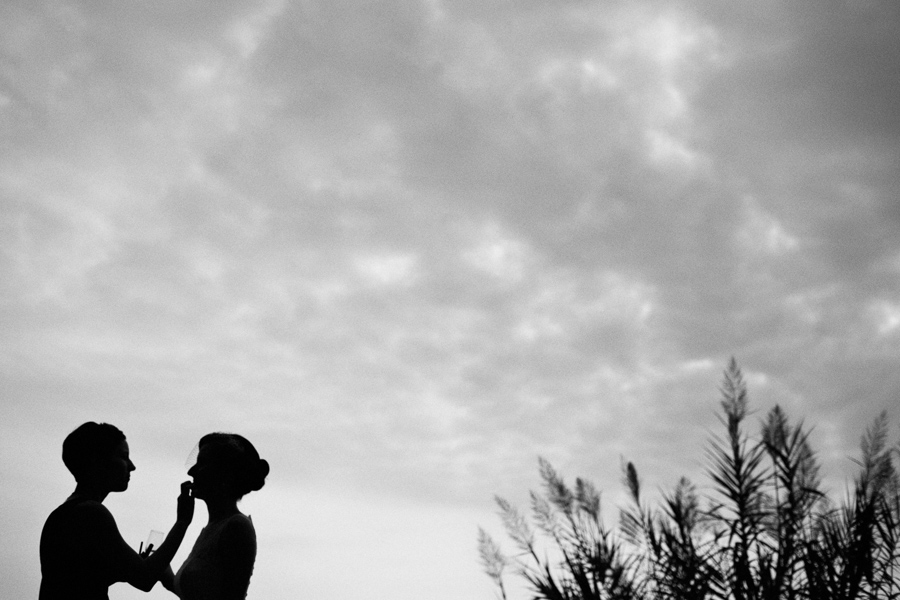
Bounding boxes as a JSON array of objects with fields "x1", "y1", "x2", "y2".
[
  {"x1": 218, "y1": 513, "x2": 257, "y2": 568},
  {"x1": 224, "y1": 513, "x2": 255, "y2": 531},
  {"x1": 220, "y1": 513, "x2": 256, "y2": 543},
  {"x1": 48, "y1": 498, "x2": 113, "y2": 524},
  {"x1": 42, "y1": 499, "x2": 119, "y2": 551}
]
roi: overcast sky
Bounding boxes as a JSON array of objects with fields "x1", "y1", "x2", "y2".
[{"x1": 2, "y1": 1, "x2": 900, "y2": 599}]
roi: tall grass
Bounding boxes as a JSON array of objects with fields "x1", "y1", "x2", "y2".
[{"x1": 479, "y1": 359, "x2": 900, "y2": 600}]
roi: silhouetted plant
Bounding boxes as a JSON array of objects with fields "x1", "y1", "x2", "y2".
[
  {"x1": 480, "y1": 359, "x2": 900, "y2": 600},
  {"x1": 804, "y1": 411, "x2": 900, "y2": 600},
  {"x1": 480, "y1": 458, "x2": 642, "y2": 599},
  {"x1": 756, "y1": 404, "x2": 824, "y2": 600},
  {"x1": 478, "y1": 526, "x2": 509, "y2": 600},
  {"x1": 704, "y1": 359, "x2": 769, "y2": 600},
  {"x1": 620, "y1": 465, "x2": 723, "y2": 600}
]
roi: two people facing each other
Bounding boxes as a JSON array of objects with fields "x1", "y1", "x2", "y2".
[{"x1": 40, "y1": 422, "x2": 269, "y2": 600}]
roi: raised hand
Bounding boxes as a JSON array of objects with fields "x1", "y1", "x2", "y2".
[{"x1": 177, "y1": 481, "x2": 194, "y2": 525}]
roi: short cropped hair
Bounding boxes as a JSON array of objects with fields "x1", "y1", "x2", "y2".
[
  {"x1": 62, "y1": 422, "x2": 126, "y2": 482},
  {"x1": 198, "y1": 433, "x2": 269, "y2": 499}
]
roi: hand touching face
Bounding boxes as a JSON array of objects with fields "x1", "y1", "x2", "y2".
[{"x1": 187, "y1": 446, "x2": 219, "y2": 500}]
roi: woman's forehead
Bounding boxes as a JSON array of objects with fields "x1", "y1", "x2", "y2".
[
  {"x1": 196, "y1": 443, "x2": 232, "y2": 464},
  {"x1": 196, "y1": 445, "x2": 218, "y2": 461}
]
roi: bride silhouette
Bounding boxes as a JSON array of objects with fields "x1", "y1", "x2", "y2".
[{"x1": 162, "y1": 432, "x2": 269, "y2": 600}]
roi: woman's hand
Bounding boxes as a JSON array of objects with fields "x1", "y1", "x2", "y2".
[
  {"x1": 139, "y1": 544, "x2": 154, "y2": 559},
  {"x1": 177, "y1": 481, "x2": 194, "y2": 525}
]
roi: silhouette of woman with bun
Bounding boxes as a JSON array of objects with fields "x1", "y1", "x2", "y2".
[
  {"x1": 162, "y1": 433, "x2": 269, "y2": 600},
  {"x1": 40, "y1": 422, "x2": 194, "y2": 600}
]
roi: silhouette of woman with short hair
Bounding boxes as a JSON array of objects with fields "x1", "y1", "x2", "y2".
[
  {"x1": 40, "y1": 422, "x2": 194, "y2": 600},
  {"x1": 163, "y1": 432, "x2": 269, "y2": 600}
]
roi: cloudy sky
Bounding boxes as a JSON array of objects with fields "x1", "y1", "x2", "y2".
[{"x1": 2, "y1": 1, "x2": 899, "y2": 599}]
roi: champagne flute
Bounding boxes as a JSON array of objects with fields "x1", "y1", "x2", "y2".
[{"x1": 140, "y1": 529, "x2": 165, "y2": 555}]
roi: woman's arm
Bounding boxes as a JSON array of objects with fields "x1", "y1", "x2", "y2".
[{"x1": 117, "y1": 481, "x2": 195, "y2": 591}]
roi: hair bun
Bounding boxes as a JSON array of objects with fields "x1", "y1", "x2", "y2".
[{"x1": 249, "y1": 459, "x2": 270, "y2": 492}]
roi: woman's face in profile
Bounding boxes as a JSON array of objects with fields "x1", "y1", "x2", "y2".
[
  {"x1": 102, "y1": 440, "x2": 135, "y2": 492},
  {"x1": 188, "y1": 445, "x2": 229, "y2": 501}
]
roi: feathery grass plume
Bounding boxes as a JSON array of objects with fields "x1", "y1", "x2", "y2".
[
  {"x1": 496, "y1": 495, "x2": 536, "y2": 557},
  {"x1": 532, "y1": 490, "x2": 564, "y2": 543},
  {"x1": 541, "y1": 457, "x2": 575, "y2": 517},
  {"x1": 719, "y1": 357, "x2": 749, "y2": 438},
  {"x1": 759, "y1": 404, "x2": 824, "y2": 600},
  {"x1": 619, "y1": 461, "x2": 651, "y2": 546},
  {"x1": 618, "y1": 460, "x2": 656, "y2": 596},
  {"x1": 705, "y1": 358, "x2": 768, "y2": 600},
  {"x1": 485, "y1": 458, "x2": 642, "y2": 600},
  {"x1": 625, "y1": 461, "x2": 642, "y2": 505},
  {"x1": 849, "y1": 411, "x2": 900, "y2": 599},
  {"x1": 575, "y1": 478, "x2": 601, "y2": 523},
  {"x1": 478, "y1": 527, "x2": 509, "y2": 600},
  {"x1": 758, "y1": 409, "x2": 801, "y2": 597},
  {"x1": 495, "y1": 492, "x2": 572, "y2": 598},
  {"x1": 856, "y1": 411, "x2": 894, "y2": 503}
]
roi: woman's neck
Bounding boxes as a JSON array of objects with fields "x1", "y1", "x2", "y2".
[
  {"x1": 204, "y1": 498, "x2": 240, "y2": 524},
  {"x1": 69, "y1": 482, "x2": 109, "y2": 503}
]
